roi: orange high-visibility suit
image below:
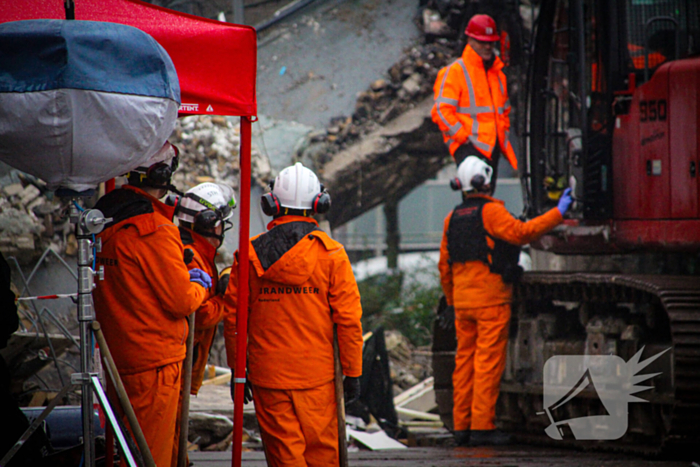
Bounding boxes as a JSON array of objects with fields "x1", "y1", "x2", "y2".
[
  {"x1": 179, "y1": 227, "x2": 232, "y2": 395},
  {"x1": 93, "y1": 185, "x2": 206, "y2": 466},
  {"x1": 224, "y1": 215, "x2": 363, "y2": 467},
  {"x1": 431, "y1": 44, "x2": 517, "y2": 170},
  {"x1": 438, "y1": 194, "x2": 562, "y2": 431}
]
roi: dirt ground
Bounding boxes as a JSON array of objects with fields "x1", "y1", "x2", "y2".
[{"x1": 190, "y1": 445, "x2": 695, "y2": 466}]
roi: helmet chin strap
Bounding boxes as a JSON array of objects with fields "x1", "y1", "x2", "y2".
[
  {"x1": 193, "y1": 219, "x2": 232, "y2": 247},
  {"x1": 166, "y1": 184, "x2": 184, "y2": 196}
]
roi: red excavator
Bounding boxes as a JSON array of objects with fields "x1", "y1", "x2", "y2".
[{"x1": 433, "y1": 0, "x2": 700, "y2": 454}]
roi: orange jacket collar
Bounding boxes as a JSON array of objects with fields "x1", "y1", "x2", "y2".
[
  {"x1": 185, "y1": 228, "x2": 218, "y2": 264},
  {"x1": 251, "y1": 216, "x2": 326, "y2": 284},
  {"x1": 123, "y1": 185, "x2": 176, "y2": 221},
  {"x1": 466, "y1": 193, "x2": 505, "y2": 206},
  {"x1": 100, "y1": 187, "x2": 175, "y2": 243},
  {"x1": 462, "y1": 44, "x2": 505, "y2": 74},
  {"x1": 266, "y1": 215, "x2": 319, "y2": 231}
]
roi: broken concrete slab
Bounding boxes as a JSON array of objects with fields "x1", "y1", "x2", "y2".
[
  {"x1": 394, "y1": 377, "x2": 436, "y2": 414},
  {"x1": 252, "y1": 115, "x2": 317, "y2": 174},
  {"x1": 347, "y1": 427, "x2": 407, "y2": 450},
  {"x1": 318, "y1": 97, "x2": 450, "y2": 229},
  {"x1": 189, "y1": 412, "x2": 233, "y2": 448}
]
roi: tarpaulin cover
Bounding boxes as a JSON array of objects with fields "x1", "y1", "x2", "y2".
[
  {"x1": 0, "y1": 0, "x2": 257, "y2": 117},
  {"x1": 0, "y1": 20, "x2": 180, "y2": 191},
  {"x1": 346, "y1": 327, "x2": 402, "y2": 438}
]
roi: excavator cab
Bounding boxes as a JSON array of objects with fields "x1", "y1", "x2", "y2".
[{"x1": 524, "y1": 0, "x2": 699, "y2": 228}]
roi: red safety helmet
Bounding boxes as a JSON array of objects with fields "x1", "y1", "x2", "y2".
[{"x1": 465, "y1": 14, "x2": 499, "y2": 42}]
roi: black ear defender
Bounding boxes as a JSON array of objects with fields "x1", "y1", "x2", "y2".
[
  {"x1": 471, "y1": 174, "x2": 486, "y2": 191},
  {"x1": 450, "y1": 178, "x2": 462, "y2": 191},
  {"x1": 133, "y1": 144, "x2": 180, "y2": 187},
  {"x1": 260, "y1": 181, "x2": 331, "y2": 216},
  {"x1": 164, "y1": 193, "x2": 180, "y2": 208},
  {"x1": 193, "y1": 210, "x2": 221, "y2": 231},
  {"x1": 312, "y1": 184, "x2": 331, "y2": 214},
  {"x1": 260, "y1": 180, "x2": 281, "y2": 216},
  {"x1": 147, "y1": 152, "x2": 179, "y2": 186}
]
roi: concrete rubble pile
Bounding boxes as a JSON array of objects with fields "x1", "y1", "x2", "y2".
[
  {"x1": 302, "y1": 38, "x2": 458, "y2": 167},
  {"x1": 295, "y1": 2, "x2": 477, "y2": 171},
  {"x1": 0, "y1": 170, "x2": 67, "y2": 265},
  {"x1": 385, "y1": 330, "x2": 431, "y2": 395},
  {"x1": 169, "y1": 115, "x2": 273, "y2": 192}
]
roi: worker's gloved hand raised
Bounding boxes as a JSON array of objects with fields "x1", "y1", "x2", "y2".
[
  {"x1": 438, "y1": 305, "x2": 456, "y2": 331},
  {"x1": 557, "y1": 188, "x2": 573, "y2": 216},
  {"x1": 343, "y1": 376, "x2": 361, "y2": 406},
  {"x1": 229, "y1": 371, "x2": 254, "y2": 404},
  {"x1": 189, "y1": 268, "x2": 212, "y2": 289}
]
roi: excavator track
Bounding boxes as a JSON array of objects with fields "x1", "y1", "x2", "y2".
[{"x1": 432, "y1": 273, "x2": 700, "y2": 456}]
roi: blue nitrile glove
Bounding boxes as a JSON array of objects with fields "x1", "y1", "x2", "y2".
[
  {"x1": 557, "y1": 188, "x2": 573, "y2": 216},
  {"x1": 189, "y1": 268, "x2": 212, "y2": 289}
]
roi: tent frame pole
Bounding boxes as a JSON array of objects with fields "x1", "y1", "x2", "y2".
[{"x1": 231, "y1": 116, "x2": 252, "y2": 467}]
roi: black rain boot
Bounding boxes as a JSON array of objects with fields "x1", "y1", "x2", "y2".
[
  {"x1": 469, "y1": 429, "x2": 512, "y2": 446},
  {"x1": 453, "y1": 430, "x2": 470, "y2": 446}
]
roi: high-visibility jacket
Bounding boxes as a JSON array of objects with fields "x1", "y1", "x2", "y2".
[
  {"x1": 93, "y1": 185, "x2": 206, "y2": 375},
  {"x1": 438, "y1": 194, "x2": 562, "y2": 309},
  {"x1": 431, "y1": 44, "x2": 517, "y2": 169},
  {"x1": 224, "y1": 215, "x2": 363, "y2": 389},
  {"x1": 179, "y1": 227, "x2": 231, "y2": 395}
]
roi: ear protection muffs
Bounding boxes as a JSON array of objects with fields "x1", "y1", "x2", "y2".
[
  {"x1": 312, "y1": 185, "x2": 331, "y2": 214},
  {"x1": 146, "y1": 154, "x2": 179, "y2": 186},
  {"x1": 260, "y1": 182, "x2": 332, "y2": 216},
  {"x1": 164, "y1": 193, "x2": 180, "y2": 208},
  {"x1": 449, "y1": 178, "x2": 462, "y2": 191},
  {"x1": 261, "y1": 181, "x2": 282, "y2": 216},
  {"x1": 193, "y1": 209, "x2": 223, "y2": 231},
  {"x1": 471, "y1": 174, "x2": 486, "y2": 191}
]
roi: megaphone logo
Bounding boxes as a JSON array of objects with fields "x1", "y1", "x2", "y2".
[{"x1": 540, "y1": 347, "x2": 670, "y2": 440}]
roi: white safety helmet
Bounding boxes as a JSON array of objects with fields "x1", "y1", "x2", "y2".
[
  {"x1": 176, "y1": 182, "x2": 236, "y2": 231},
  {"x1": 457, "y1": 156, "x2": 493, "y2": 192},
  {"x1": 272, "y1": 162, "x2": 322, "y2": 210}
]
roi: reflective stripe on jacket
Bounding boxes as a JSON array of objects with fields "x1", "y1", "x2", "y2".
[
  {"x1": 180, "y1": 228, "x2": 231, "y2": 395},
  {"x1": 431, "y1": 45, "x2": 517, "y2": 169},
  {"x1": 93, "y1": 186, "x2": 207, "y2": 375},
  {"x1": 225, "y1": 216, "x2": 363, "y2": 390},
  {"x1": 438, "y1": 194, "x2": 562, "y2": 309}
]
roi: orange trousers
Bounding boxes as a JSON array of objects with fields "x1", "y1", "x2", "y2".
[
  {"x1": 117, "y1": 361, "x2": 183, "y2": 467},
  {"x1": 452, "y1": 304, "x2": 510, "y2": 431},
  {"x1": 253, "y1": 381, "x2": 338, "y2": 467}
]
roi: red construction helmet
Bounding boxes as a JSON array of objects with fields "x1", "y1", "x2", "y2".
[{"x1": 465, "y1": 14, "x2": 499, "y2": 42}]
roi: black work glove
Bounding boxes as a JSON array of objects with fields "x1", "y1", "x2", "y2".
[
  {"x1": 216, "y1": 273, "x2": 230, "y2": 295},
  {"x1": 343, "y1": 376, "x2": 361, "y2": 406},
  {"x1": 183, "y1": 248, "x2": 194, "y2": 265},
  {"x1": 230, "y1": 371, "x2": 254, "y2": 405},
  {"x1": 437, "y1": 305, "x2": 455, "y2": 331}
]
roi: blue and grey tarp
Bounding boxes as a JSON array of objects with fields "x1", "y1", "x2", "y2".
[{"x1": 0, "y1": 19, "x2": 180, "y2": 192}]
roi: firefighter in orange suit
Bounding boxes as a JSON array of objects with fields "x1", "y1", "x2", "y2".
[
  {"x1": 225, "y1": 162, "x2": 363, "y2": 467},
  {"x1": 174, "y1": 182, "x2": 237, "y2": 395},
  {"x1": 431, "y1": 14, "x2": 517, "y2": 184},
  {"x1": 93, "y1": 142, "x2": 212, "y2": 466},
  {"x1": 438, "y1": 157, "x2": 572, "y2": 446}
]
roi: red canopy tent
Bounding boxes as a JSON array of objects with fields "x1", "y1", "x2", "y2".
[{"x1": 1, "y1": 2, "x2": 255, "y2": 466}]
